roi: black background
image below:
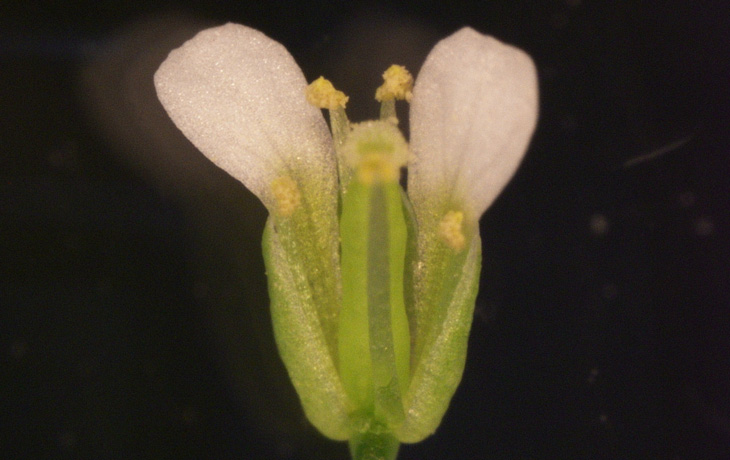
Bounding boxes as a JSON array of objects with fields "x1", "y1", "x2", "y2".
[{"x1": 2, "y1": 1, "x2": 729, "y2": 459}]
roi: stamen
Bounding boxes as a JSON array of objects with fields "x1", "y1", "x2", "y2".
[
  {"x1": 439, "y1": 211, "x2": 466, "y2": 251},
  {"x1": 271, "y1": 176, "x2": 301, "y2": 216},
  {"x1": 306, "y1": 76, "x2": 349, "y2": 110},
  {"x1": 305, "y1": 77, "x2": 350, "y2": 184}
]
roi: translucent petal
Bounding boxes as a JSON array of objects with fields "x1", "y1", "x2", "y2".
[
  {"x1": 409, "y1": 27, "x2": 538, "y2": 221},
  {"x1": 154, "y1": 23, "x2": 337, "y2": 210},
  {"x1": 156, "y1": 25, "x2": 345, "y2": 439}
]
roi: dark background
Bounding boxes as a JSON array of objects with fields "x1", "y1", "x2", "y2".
[{"x1": 2, "y1": 1, "x2": 728, "y2": 459}]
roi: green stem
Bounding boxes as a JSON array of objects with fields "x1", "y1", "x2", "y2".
[{"x1": 349, "y1": 428, "x2": 400, "y2": 460}]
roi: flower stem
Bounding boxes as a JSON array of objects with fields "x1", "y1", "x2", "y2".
[{"x1": 349, "y1": 428, "x2": 400, "y2": 460}]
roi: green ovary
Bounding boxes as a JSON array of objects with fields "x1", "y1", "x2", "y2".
[{"x1": 338, "y1": 176, "x2": 410, "y2": 428}]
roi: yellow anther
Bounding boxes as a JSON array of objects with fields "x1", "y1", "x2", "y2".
[
  {"x1": 271, "y1": 176, "x2": 301, "y2": 217},
  {"x1": 306, "y1": 76, "x2": 349, "y2": 110},
  {"x1": 375, "y1": 65, "x2": 413, "y2": 102},
  {"x1": 439, "y1": 211, "x2": 466, "y2": 251}
]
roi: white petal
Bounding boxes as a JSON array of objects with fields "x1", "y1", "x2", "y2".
[
  {"x1": 154, "y1": 23, "x2": 337, "y2": 210},
  {"x1": 409, "y1": 27, "x2": 538, "y2": 221}
]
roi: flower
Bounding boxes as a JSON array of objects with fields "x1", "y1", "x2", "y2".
[{"x1": 155, "y1": 22, "x2": 537, "y2": 458}]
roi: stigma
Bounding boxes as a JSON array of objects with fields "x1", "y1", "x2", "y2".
[{"x1": 341, "y1": 121, "x2": 409, "y2": 185}]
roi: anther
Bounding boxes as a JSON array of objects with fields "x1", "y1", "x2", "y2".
[
  {"x1": 439, "y1": 211, "x2": 466, "y2": 251},
  {"x1": 271, "y1": 176, "x2": 301, "y2": 217},
  {"x1": 306, "y1": 77, "x2": 349, "y2": 110},
  {"x1": 375, "y1": 65, "x2": 414, "y2": 103}
]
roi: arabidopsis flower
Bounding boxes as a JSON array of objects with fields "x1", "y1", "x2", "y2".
[{"x1": 155, "y1": 23, "x2": 537, "y2": 460}]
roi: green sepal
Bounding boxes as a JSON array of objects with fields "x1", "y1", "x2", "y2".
[
  {"x1": 263, "y1": 216, "x2": 352, "y2": 440},
  {"x1": 396, "y1": 225, "x2": 482, "y2": 443}
]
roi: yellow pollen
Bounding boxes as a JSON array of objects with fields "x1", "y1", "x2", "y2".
[
  {"x1": 375, "y1": 65, "x2": 413, "y2": 102},
  {"x1": 439, "y1": 211, "x2": 466, "y2": 251},
  {"x1": 306, "y1": 76, "x2": 349, "y2": 110},
  {"x1": 271, "y1": 176, "x2": 301, "y2": 217}
]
